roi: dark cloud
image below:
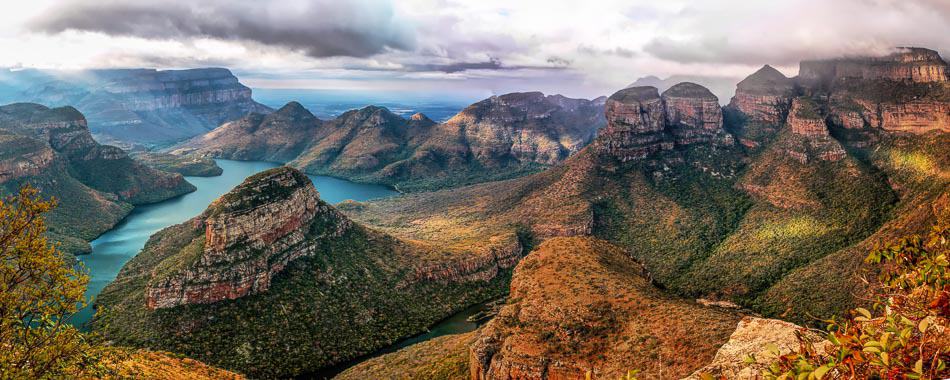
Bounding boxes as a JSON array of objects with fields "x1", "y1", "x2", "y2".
[{"x1": 30, "y1": 0, "x2": 415, "y2": 58}]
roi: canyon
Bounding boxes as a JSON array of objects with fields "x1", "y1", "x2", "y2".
[
  {"x1": 0, "y1": 103, "x2": 194, "y2": 253},
  {"x1": 0, "y1": 68, "x2": 272, "y2": 146},
  {"x1": 83, "y1": 46, "x2": 950, "y2": 379}
]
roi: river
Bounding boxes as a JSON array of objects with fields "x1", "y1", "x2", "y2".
[{"x1": 73, "y1": 159, "x2": 398, "y2": 327}]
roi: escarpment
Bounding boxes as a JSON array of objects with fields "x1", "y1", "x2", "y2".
[
  {"x1": 0, "y1": 103, "x2": 194, "y2": 253},
  {"x1": 4, "y1": 68, "x2": 272, "y2": 146},
  {"x1": 800, "y1": 47, "x2": 948, "y2": 86},
  {"x1": 801, "y1": 48, "x2": 950, "y2": 135}
]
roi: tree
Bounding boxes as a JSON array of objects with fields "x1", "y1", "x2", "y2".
[
  {"x1": 0, "y1": 186, "x2": 100, "y2": 379},
  {"x1": 765, "y1": 219, "x2": 950, "y2": 379}
]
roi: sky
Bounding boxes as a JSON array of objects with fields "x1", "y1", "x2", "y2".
[{"x1": 2, "y1": 0, "x2": 949, "y2": 99}]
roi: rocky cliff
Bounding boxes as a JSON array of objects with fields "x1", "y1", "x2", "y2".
[
  {"x1": 783, "y1": 97, "x2": 846, "y2": 163},
  {"x1": 4, "y1": 68, "x2": 272, "y2": 146},
  {"x1": 800, "y1": 47, "x2": 948, "y2": 87},
  {"x1": 145, "y1": 168, "x2": 347, "y2": 309},
  {"x1": 729, "y1": 65, "x2": 795, "y2": 128},
  {"x1": 596, "y1": 83, "x2": 734, "y2": 162},
  {"x1": 799, "y1": 48, "x2": 950, "y2": 135},
  {"x1": 175, "y1": 92, "x2": 606, "y2": 191},
  {"x1": 93, "y1": 166, "x2": 518, "y2": 377},
  {"x1": 0, "y1": 103, "x2": 194, "y2": 253}
]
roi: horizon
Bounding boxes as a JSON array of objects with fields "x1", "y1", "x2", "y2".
[{"x1": 1, "y1": 1, "x2": 948, "y2": 99}]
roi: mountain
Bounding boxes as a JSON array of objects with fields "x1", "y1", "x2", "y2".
[
  {"x1": 92, "y1": 46, "x2": 950, "y2": 378},
  {"x1": 92, "y1": 166, "x2": 518, "y2": 377},
  {"x1": 629, "y1": 74, "x2": 743, "y2": 105},
  {"x1": 336, "y1": 48, "x2": 950, "y2": 378},
  {"x1": 0, "y1": 103, "x2": 195, "y2": 253},
  {"x1": 0, "y1": 68, "x2": 272, "y2": 147},
  {"x1": 173, "y1": 92, "x2": 606, "y2": 191}
]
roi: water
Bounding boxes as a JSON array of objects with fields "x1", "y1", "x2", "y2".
[
  {"x1": 307, "y1": 300, "x2": 497, "y2": 379},
  {"x1": 73, "y1": 159, "x2": 398, "y2": 327},
  {"x1": 252, "y1": 88, "x2": 478, "y2": 123}
]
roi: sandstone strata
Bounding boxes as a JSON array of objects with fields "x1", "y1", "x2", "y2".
[
  {"x1": 800, "y1": 47, "x2": 948, "y2": 86},
  {"x1": 7, "y1": 68, "x2": 272, "y2": 145},
  {"x1": 145, "y1": 167, "x2": 349, "y2": 309},
  {"x1": 0, "y1": 103, "x2": 194, "y2": 252},
  {"x1": 597, "y1": 84, "x2": 734, "y2": 162},
  {"x1": 662, "y1": 82, "x2": 734, "y2": 146},
  {"x1": 729, "y1": 65, "x2": 795, "y2": 126}
]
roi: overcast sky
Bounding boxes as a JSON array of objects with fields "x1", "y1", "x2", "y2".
[{"x1": 2, "y1": 0, "x2": 949, "y2": 98}]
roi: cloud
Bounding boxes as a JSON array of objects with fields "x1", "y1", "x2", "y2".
[
  {"x1": 640, "y1": 0, "x2": 950, "y2": 66},
  {"x1": 30, "y1": 0, "x2": 416, "y2": 58}
]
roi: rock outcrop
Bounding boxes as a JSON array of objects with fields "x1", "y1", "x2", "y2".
[
  {"x1": 784, "y1": 98, "x2": 847, "y2": 163},
  {"x1": 729, "y1": 65, "x2": 795, "y2": 126},
  {"x1": 0, "y1": 103, "x2": 194, "y2": 253},
  {"x1": 663, "y1": 83, "x2": 734, "y2": 146},
  {"x1": 597, "y1": 86, "x2": 672, "y2": 161},
  {"x1": 597, "y1": 83, "x2": 734, "y2": 162},
  {"x1": 176, "y1": 92, "x2": 606, "y2": 191},
  {"x1": 3, "y1": 68, "x2": 272, "y2": 146},
  {"x1": 684, "y1": 317, "x2": 824, "y2": 380},
  {"x1": 145, "y1": 167, "x2": 349, "y2": 309}
]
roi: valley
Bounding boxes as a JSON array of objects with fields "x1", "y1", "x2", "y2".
[{"x1": 1, "y1": 9, "x2": 948, "y2": 376}]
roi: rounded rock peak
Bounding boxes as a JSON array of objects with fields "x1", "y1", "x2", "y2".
[
  {"x1": 737, "y1": 65, "x2": 793, "y2": 94},
  {"x1": 273, "y1": 101, "x2": 315, "y2": 120},
  {"x1": 662, "y1": 82, "x2": 718, "y2": 101},
  {"x1": 608, "y1": 86, "x2": 661, "y2": 104},
  {"x1": 212, "y1": 166, "x2": 316, "y2": 215}
]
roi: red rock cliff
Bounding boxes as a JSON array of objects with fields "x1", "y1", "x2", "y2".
[{"x1": 145, "y1": 167, "x2": 351, "y2": 309}]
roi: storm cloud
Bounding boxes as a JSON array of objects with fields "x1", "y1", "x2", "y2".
[{"x1": 30, "y1": 0, "x2": 416, "y2": 58}]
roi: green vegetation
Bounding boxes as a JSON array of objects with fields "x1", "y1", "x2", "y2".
[
  {"x1": 764, "y1": 220, "x2": 950, "y2": 379},
  {"x1": 131, "y1": 152, "x2": 223, "y2": 177},
  {"x1": 93, "y1": 200, "x2": 511, "y2": 378},
  {"x1": 0, "y1": 186, "x2": 101, "y2": 378}
]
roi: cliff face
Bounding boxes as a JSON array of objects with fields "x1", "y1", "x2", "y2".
[
  {"x1": 596, "y1": 86, "x2": 671, "y2": 161},
  {"x1": 800, "y1": 47, "x2": 948, "y2": 86},
  {"x1": 145, "y1": 168, "x2": 346, "y2": 309},
  {"x1": 784, "y1": 98, "x2": 846, "y2": 163},
  {"x1": 93, "y1": 166, "x2": 518, "y2": 377},
  {"x1": 728, "y1": 65, "x2": 795, "y2": 128},
  {"x1": 5, "y1": 68, "x2": 272, "y2": 146},
  {"x1": 176, "y1": 92, "x2": 605, "y2": 192},
  {"x1": 802, "y1": 48, "x2": 950, "y2": 135},
  {"x1": 596, "y1": 83, "x2": 734, "y2": 162},
  {"x1": 0, "y1": 103, "x2": 194, "y2": 253}
]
